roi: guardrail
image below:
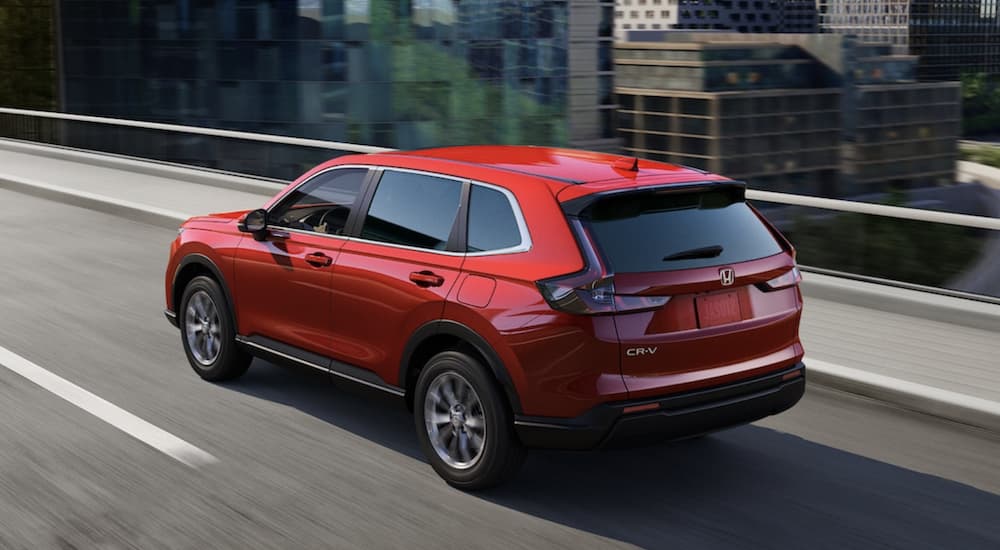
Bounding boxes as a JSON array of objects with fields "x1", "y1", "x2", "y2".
[
  {"x1": 1, "y1": 107, "x2": 998, "y2": 301},
  {"x1": 0, "y1": 107, "x2": 390, "y2": 155},
  {"x1": 2, "y1": 107, "x2": 997, "y2": 230}
]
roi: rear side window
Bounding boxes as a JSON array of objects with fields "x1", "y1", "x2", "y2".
[
  {"x1": 584, "y1": 188, "x2": 782, "y2": 272},
  {"x1": 361, "y1": 170, "x2": 463, "y2": 250},
  {"x1": 467, "y1": 185, "x2": 522, "y2": 253}
]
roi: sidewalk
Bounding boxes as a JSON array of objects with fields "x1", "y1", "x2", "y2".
[{"x1": 3, "y1": 140, "x2": 999, "y2": 431}]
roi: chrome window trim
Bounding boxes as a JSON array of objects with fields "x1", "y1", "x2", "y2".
[
  {"x1": 263, "y1": 164, "x2": 534, "y2": 257},
  {"x1": 355, "y1": 166, "x2": 533, "y2": 257}
]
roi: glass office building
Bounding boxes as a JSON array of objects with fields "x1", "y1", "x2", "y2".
[
  {"x1": 0, "y1": 0, "x2": 57, "y2": 110},
  {"x1": 56, "y1": 0, "x2": 618, "y2": 154},
  {"x1": 818, "y1": 0, "x2": 1000, "y2": 81},
  {"x1": 616, "y1": 33, "x2": 960, "y2": 197}
]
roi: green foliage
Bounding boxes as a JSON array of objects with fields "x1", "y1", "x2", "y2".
[
  {"x1": 961, "y1": 73, "x2": 1000, "y2": 137},
  {"x1": 0, "y1": 1, "x2": 57, "y2": 110},
  {"x1": 368, "y1": 0, "x2": 565, "y2": 147},
  {"x1": 961, "y1": 144, "x2": 1000, "y2": 169},
  {"x1": 788, "y1": 189, "x2": 984, "y2": 287}
]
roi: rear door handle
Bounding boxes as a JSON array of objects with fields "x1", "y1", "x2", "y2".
[
  {"x1": 409, "y1": 270, "x2": 444, "y2": 287},
  {"x1": 305, "y1": 252, "x2": 333, "y2": 267}
]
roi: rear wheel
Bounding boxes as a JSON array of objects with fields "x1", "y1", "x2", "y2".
[
  {"x1": 179, "y1": 276, "x2": 251, "y2": 381},
  {"x1": 414, "y1": 351, "x2": 525, "y2": 490}
]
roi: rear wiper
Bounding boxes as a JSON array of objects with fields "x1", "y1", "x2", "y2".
[{"x1": 662, "y1": 245, "x2": 723, "y2": 261}]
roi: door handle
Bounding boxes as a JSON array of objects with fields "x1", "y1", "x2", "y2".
[
  {"x1": 409, "y1": 270, "x2": 444, "y2": 287},
  {"x1": 305, "y1": 252, "x2": 333, "y2": 267}
]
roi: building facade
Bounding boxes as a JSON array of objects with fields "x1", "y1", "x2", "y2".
[
  {"x1": 614, "y1": 0, "x2": 817, "y2": 40},
  {"x1": 818, "y1": 0, "x2": 1000, "y2": 80},
  {"x1": 615, "y1": 33, "x2": 960, "y2": 196},
  {"x1": 56, "y1": 0, "x2": 617, "y2": 156},
  {"x1": 0, "y1": 0, "x2": 57, "y2": 110}
]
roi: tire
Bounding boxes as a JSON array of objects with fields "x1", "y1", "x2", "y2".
[
  {"x1": 414, "y1": 350, "x2": 525, "y2": 490},
  {"x1": 179, "y1": 275, "x2": 251, "y2": 381}
]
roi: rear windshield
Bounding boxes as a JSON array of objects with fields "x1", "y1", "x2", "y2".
[{"x1": 583, "y1": 188, "x2": 783, "y2": 273}]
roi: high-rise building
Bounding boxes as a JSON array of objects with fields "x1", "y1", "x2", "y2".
[
  {"x1": 614, "y1": 0, "x2": 817, "y2": 40},
  {"x1": 818, "y1": 0, "x2": 1000, "y2": 80},
  {"x1": 0, "y1": 0, "x2": 57, "y2": 110},
  {"x1": 55, "y1": 0, "x2": 617, "y2": 155},
  {"x1": 615, "y1": 33, "x2": 960, "y2": 196}
]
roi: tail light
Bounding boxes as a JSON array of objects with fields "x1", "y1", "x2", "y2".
[
  {"x1": 760, "y1": 266, "x2": 801, "y2": 291},
  {"x1": 536, "y1": 218, "x2": 668, "y2": 315},
  {"x1": 537, "y1": 275, "x2": 669, "y2": 315}
]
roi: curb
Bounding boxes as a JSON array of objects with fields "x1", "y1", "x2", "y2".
[
  {"x1": 807, "y1": 358, "x2": 1000, "y2": 434},
  {"x1": 800, "y1": 272, "x2": 1000, "y2": 333},
  {"x1": 0, "y1": 138, "x2": 286, "y2": 197},
  {"x1": 0, "y1": 174, "x2": 189, "y2": 229}
]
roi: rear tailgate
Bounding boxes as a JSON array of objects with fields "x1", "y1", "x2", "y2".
[{"x1": 577, "y1": 184, "x2": 804, "y2": 397}]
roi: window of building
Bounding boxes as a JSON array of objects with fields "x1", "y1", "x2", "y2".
[
  {"x1": 661, "y1": 10, "x2": 671, "y2": 17},
  {"x1": 361, "y1": 170, "x2": 463, "y2": 250}
]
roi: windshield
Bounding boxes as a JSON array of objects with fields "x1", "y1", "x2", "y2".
[{"x1": 583, "y1": 188, "x2": 783, "y2": 273}]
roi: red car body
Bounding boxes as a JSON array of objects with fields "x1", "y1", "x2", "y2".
[{"x1": 165, "y1": 146, "x2": 804, "y2": 452}]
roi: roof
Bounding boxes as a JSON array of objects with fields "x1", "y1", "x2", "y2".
[{"x1": 388, "y1": 145, "x2": 710, "y2": 186}]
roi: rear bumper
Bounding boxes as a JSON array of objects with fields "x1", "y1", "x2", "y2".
[{"x1": 514, "y1": 362, "x2": 805, "y2": 450}]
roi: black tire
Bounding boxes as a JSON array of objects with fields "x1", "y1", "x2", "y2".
[
  {"x1": 179, "y1": 275, "x2": 252, "y2": 381},
  {"x1": 414, "y1": 350, "x2": 525, "y2": 490}
]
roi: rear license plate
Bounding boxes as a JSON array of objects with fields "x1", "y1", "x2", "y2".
[{"x1": 696, "y1": 291, "x2": 741, "y2": 328}]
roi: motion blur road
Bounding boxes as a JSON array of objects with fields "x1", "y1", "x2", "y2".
[{"x1": 1, "y1": 189, "x2": 999, "y2": 549}]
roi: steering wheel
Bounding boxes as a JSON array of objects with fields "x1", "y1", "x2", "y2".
[{"x1": 317, "y1": 206, "x2": 350, "y2": 234}]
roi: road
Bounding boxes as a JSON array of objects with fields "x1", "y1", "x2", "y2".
[{"x1": 1, "y1": 189, "x2": 999, "y2": 549}]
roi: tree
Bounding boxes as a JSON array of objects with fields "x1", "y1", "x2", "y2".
[{"x1": 961, "y1": 72, "x2": 1000, "y2": 137}]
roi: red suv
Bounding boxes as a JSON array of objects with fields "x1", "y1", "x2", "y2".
[{"x1": 165, "y1": 146, "x2": 805, "y2": 489}]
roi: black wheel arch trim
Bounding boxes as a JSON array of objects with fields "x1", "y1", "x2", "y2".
[
  {"x1": 172, "y1": 253, "x2": 239, "y2": 333},
  {"x1": 401, "y1": 319, "x2": 523, "y2": 414}
]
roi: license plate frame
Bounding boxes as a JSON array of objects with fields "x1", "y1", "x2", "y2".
[{"x1": 695, "y1": 291, "x2": 742, "y2": 328}]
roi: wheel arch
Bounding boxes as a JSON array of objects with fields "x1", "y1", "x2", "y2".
[
  {"x1": 172, "y1": 254, "x2": 239, "y2": 333},
  {"x1": 400, "y1": 320, "x2": 522, "y2": 414}
]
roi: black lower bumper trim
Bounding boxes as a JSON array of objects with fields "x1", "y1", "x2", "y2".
[
  {"x1": 515, "y1": 362, "x2": 805, "y2": 450},
  {"x1": 164, "y1": 309, "x2": 179, "y2": 328}
]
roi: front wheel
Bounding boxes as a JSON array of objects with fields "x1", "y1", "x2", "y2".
[
  {"x1": 179, "y1": 276, "x2": 251, "y2": 381},
  {"x1": 414, "y1": 351, "x2": 525, "y2": 490}
]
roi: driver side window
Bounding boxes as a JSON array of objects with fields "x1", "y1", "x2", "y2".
[{"x1": 269, "y1": 168, "x2": 368, "y2": 235}]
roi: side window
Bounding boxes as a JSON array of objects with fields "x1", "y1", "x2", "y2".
[
  {"x1": 269, "y1": 168, "x2": 367, "y2": 235},
  {"x1": 360, "y1": 170, "x2": 463, "y2": 250},
  {"x1": 466, "y1": 185, "x2": 523, "y2": 253}
]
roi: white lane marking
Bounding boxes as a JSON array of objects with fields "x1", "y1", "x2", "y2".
[
  {"x1": 0, "y1": 345, "x2": 218, "y2": 468},
  {"x1": 807, "y1": 357, "x2": 1000, "y2": 420}
]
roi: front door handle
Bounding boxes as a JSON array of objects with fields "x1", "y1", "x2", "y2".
[
  {"x1": 409, "y1": 270, "x2": 444, "y2": 287},
  {"x1": 305, "y1": 252, "x2": 333, "y2": 267}
]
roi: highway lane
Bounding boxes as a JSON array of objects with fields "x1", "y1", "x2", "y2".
[{"x1": 0, "y1": 188, "x2": 999, "y2": 549}]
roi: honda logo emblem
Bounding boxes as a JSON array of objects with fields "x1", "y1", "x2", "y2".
[{"x1": 719, "y1": 267, "x2": 735, "y2": 286}]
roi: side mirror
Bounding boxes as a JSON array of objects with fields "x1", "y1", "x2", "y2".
[{"x1": 239, "y1": 208, "x2": 268, "y2": 240}]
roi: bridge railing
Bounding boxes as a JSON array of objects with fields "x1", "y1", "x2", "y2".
[{"x1": 1, "y1": 107, "x2": 998, "y2": 302}]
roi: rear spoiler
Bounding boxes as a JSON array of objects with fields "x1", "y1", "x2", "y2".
[{"x1": 559, "y1": 180, "x2": 747, "y2": 217}]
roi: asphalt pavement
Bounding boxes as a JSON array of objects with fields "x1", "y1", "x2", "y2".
[{"x1": 2, "y1": 187, "x2": 1000, "y2": 549}]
